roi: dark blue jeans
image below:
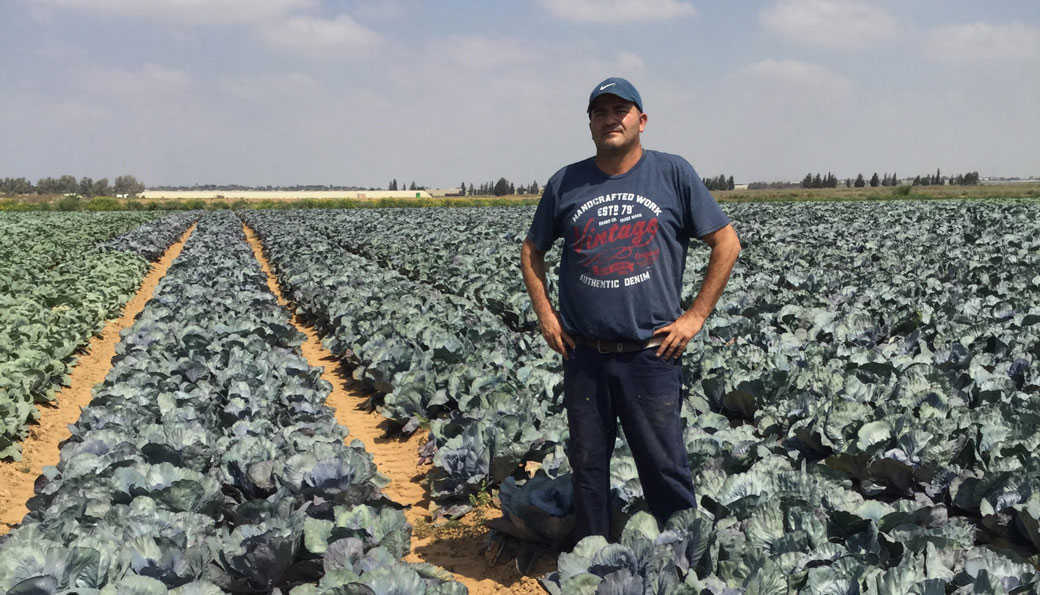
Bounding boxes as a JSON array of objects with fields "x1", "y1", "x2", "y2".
[{"x1": 563, "y1": 344, "x2": 696, "y2": 541}]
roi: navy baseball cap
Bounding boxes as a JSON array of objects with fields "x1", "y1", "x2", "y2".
[{"x1": 587, "y1": 77, "x2": 643, "y2": 113}]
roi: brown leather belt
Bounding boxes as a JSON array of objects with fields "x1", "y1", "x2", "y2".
[{"x1": 574, "y1": 336, "x2": 663, "y2": 354}]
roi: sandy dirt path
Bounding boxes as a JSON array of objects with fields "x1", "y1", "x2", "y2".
[
  {"x1": 242, "y1": 223, "x2": 552, "y2": 594},
  {"x1": 0, "y1": 224, "x2": 196, "y2": 534}
]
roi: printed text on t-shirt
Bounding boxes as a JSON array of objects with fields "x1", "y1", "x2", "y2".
[{"x1": 569, "y1": 193, "x2": 662, "y2": 287}]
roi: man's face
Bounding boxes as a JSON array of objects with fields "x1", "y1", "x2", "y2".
[{"x1": 588, "y1": 94, "x2": 647, "y2": 154}]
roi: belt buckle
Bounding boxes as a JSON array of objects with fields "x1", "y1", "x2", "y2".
[{"x1": 595, "y1": 340, "x2": 622, "y2": 354}]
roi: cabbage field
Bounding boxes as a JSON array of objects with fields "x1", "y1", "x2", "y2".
[{"x1": 2, "y1": 201, "x2": 1039, "y2": 594}]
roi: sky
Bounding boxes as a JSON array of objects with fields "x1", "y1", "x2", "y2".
[{"x1": 1, "y1": 0, "x2": 1038, "y2": 188}]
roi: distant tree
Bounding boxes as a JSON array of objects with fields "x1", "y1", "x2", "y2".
[
  {"x1": 389, "y1": 179, "x2": 397, "y2": 190},
  {"x1": 408, "y1": 181, "x2": 417, "y2": 190},
  {"x1": 950, "y1": 171, "x2": 980, "y2": 185},
  {"x1": 1, "y1": 177, "x2": 33, "y2": 195},
  {"x1": 845, "y1": 178, "x2": 852, "y2": 188},
  {"x1": 727, "y1": 176, "x2": 735, "y2": 190},
  {"x1": 854, "y1": 173, "x2": 866, "y2": 188},
  {"x1": 869, "y1": 172, "x2": 880, "y2": 187},
  {"x1": 36, "y1": 177, "x2": 57, "y2": 194},
  {"x1": 93, "y1": 178, "x2": 110, "y2": 196},
  {"x1": 493, "y1": 177, "x2": 510, "y2": 196},
  {"x1": 113, "y1": 175, "x2": 144, "y2": 196},
  {"x1": 57, "y1": 174, "x2": 77, "y2": 194},
  {"x1": 78, "y1": 176, "x2": 94, "y2": 196}
]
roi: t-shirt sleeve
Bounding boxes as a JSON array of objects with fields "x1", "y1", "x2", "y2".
[
  {"x1": 679, "y1": 160, "x2": 730, "y2": 238},
  {"x1": 526, "y1": 180, "x2": 559, "y2": 251}
]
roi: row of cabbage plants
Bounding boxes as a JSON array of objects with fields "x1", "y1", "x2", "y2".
[
  {"x1": 0, "y1": 212, "x2": 464, "y2": 594},
  {"x1": 0, "y1": 211, "x2": 196, "y2": 460},
  {"x1": 101, "y1": 212, "x2": 201, "y2": 261}
]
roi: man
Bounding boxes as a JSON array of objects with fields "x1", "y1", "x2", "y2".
[{"x1": 520, "y1": 77, "x2": 741, "y2": 543}]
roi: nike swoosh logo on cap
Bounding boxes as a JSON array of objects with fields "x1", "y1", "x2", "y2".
[{"x1": 599, "y1": 82, "x2": 616, "y2": 90}]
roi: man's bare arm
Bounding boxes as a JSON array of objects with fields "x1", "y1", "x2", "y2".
[
  {"x1": 654, "y1": 223, "x2": 741, "y2": 359},
  {"x1": 521, "y1": 238, "x2": 575, "y2": 358}
]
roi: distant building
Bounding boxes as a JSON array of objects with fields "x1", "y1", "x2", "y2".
[{"x1": 428, "y1": 188, "x2": 461, "y2": 197}]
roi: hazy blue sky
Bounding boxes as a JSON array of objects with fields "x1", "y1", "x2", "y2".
[{"x1": 2, "y1": 0, "x2": 1038, "y2": 188}]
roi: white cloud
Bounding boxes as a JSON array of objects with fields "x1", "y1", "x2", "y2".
[
  {"x1": 258, "y1": 14, "x2": 381, "y2": 55},
  {"x1": 538, "y1": 0, "x2": 695, "y2": 24},
  {"x1": 925, "y1": 22, "x2": 1040, "y2": 64},
  {"x1": 32, "y1": 0, "x2": 383, "y2": 58},
  {"x1": 347, "y1": 0, "x2": 412, "y2": 21},
  {"x1": 82, "y1": 63, "x2": 192, "y2": 97},
  {"x1": 30, "y1": 0, "x2": 314, "y2": 25},
  {"x1": 760, "y1": 0, "x2": 897, "y2": 50},
  {"x1": 427, "y1": 36, "x2": 543, "y2": 71},
  {"x1": 218, "y1": 72, "x2": 321, "y2": 103},
  {"x1": 742, "y1": 58, "x2": 852, "y2": 98}
]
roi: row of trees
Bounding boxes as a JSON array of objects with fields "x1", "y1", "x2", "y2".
[
  {"x1": 847, "y1": 172, "x2": 900, "y2": 188},
  {"x1": 801, "y1": 172, "x2": 842, "y2": 188},
  {"x1": 2, "y1": 175, "x2": 145, "y2": 196},
  {"x1": 703, "y1": 174, "x2": 736, "y2": 191},
  {"x1": 460, "y1": 179, "x2": 541, "y2": 196},
  {"x1": 387, "y1": 179, "x2": 423, "y2": 191},
  {"x1": 801, "y1": 169, "x2": 981, "y2": 189},
  {"x1": 388, "y1": 179, "x2": 541, "y2": 196},
  {"x1": 911, "y1": 170, "x2": 980, "y2": 186}
]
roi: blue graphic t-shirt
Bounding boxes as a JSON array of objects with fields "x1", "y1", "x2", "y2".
[{"x1": 527, "y1": 149, "x2": 730, "y2": 341}]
